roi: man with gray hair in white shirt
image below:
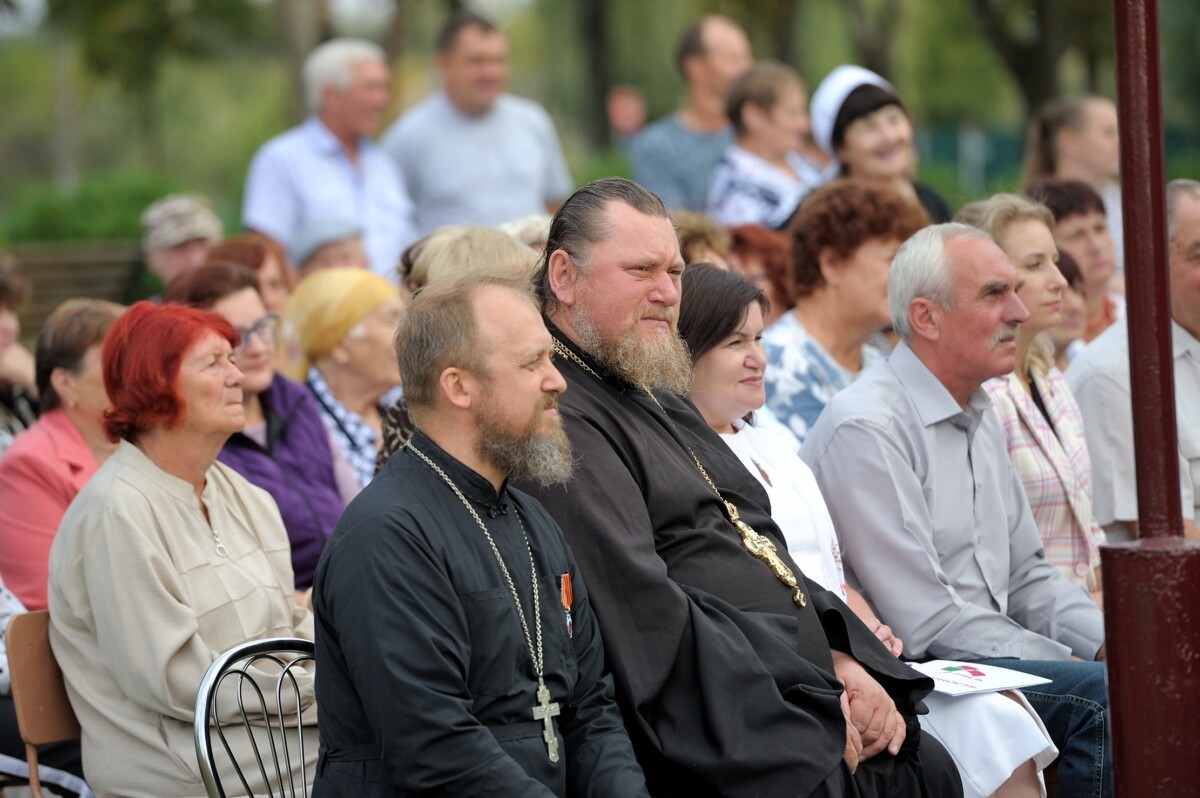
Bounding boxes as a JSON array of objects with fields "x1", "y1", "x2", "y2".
[
  {"x1": 243, "y1": 39, "x2": 417, "y2": 279},
  {"x1": 801, "y1": 223, "x2": 1111, "y2": 798}
]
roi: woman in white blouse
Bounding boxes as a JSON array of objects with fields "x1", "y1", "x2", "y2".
[
  {"x1": 680, "y1": 264, "x2": 1056, "y2": 798},
  {"x1": 48, "y1": 302, "x2": 316, "y2": 798}
]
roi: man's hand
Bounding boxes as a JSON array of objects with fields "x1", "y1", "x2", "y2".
[
  {"x1": 831, "y1": 650, "x2": 906, "y2": 760},
  {"x1": 840, "y1": 690, "x2": 862, "y2": 774},
  {"x1": 863, "y1": 617, "x2": 904, "y2": 657}
]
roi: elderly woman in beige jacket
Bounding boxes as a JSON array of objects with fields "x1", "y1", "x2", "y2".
[{"x1": 48, "y1": 302, "x2": 316, "y2": 798}]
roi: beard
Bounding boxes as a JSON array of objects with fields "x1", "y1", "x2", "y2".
[
  {"x1": 572, "y1": 303, "x2": 694, "y2": 395},
  {"x1": 476, "y1": 395, "x2": 574, "y2": 486}
]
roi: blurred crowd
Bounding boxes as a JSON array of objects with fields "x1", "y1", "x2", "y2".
[{"x1": 0, "y1": 9, "x2": 1196, "y2": 798}]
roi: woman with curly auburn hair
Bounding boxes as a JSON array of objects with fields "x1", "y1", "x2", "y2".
[
  {"x1": 47, "y1": 301, "x2": 317, "y2": 798},
  {"x1": 762, "y1": 179, "x2": 928, "y2": 444}
]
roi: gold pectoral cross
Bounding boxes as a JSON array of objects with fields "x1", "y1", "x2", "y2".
[
  {"x1": 724, "y1": 501, "x2": 807, "y2": 608},
  {"x1": 532, "y1": 677, "x2": 561, "y2": 762}
]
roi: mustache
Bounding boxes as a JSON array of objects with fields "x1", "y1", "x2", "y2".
[
  {"x1": 640, "y1": 307, "x2": 678, "y2": 324},
  {"x1": 989, "y1": 323, "x2": 1019, "y2": 349}
]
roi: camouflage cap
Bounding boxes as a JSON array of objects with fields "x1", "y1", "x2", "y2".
[{"x1": 140, "y1": 194, "x2": 223, "y2": 251}]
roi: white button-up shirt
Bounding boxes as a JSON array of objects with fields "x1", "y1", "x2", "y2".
[
  {"x1": 242, "y1": 117, "x2": 417, "y2": 279},
  {"x1": 1066, "y1": 316, "x2": 1200, "y2": 535}
]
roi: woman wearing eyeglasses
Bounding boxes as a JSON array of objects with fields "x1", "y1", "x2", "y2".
[{"x1": 164, "y1": 261, "x2": 354, "y2": 593}]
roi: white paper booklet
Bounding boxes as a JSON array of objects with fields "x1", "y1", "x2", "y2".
[{"x1": 907, "y1": 660, "x2": 1053, "y2": 697}]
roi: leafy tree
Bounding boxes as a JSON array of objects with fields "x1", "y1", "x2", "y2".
[
  {"x1": 46, "y1": 0, "x2": 261, "y2": 168},
  {"x1": 965, "y1": 0, "x2": 1113, "y2": 115}
]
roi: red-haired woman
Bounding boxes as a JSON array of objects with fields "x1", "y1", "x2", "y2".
[{"x1": 46, "y1": 302, "x2": 316, "y2": 798}]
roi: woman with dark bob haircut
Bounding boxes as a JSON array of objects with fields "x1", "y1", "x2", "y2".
[
  {"x1": 47, "y1": 301, "x2": 316, "y2": 798},
  {"x1": 680, "y1": 265, "x2": 1056, "y2": 798},
  {"x1": 762, "y1": 179, "x2": 928, "y2": 444}
]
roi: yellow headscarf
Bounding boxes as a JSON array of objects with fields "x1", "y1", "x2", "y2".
[{"x1": 283, "y1": 267, "x2": 400, "y2": 380}]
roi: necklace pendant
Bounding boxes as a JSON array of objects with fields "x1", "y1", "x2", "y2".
[
  {"x1": 793, "y1": 588, "x2": 807, "y2": 608},
  {"x1": 532, "y1": 676, "x2": 562, "y2": 763}
]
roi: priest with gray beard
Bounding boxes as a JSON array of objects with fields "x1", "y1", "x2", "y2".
[
  {"x1": 518, "y1": 178, "x2": 962, "y2": 798},
  {"x1": 312, "y1": 274, "x2": 649, "y2": 797}
]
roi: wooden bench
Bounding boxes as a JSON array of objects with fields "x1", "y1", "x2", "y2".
[{"x1": 10, "y1": 241, "x2": 143, "y2": 345}]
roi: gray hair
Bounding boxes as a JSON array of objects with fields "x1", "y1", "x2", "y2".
[
  {"x1": 303, "y1": 39, "x2": 386, "y2": 115},
  {"x1": 888, "y1": 223, "x2": 992, "y2": 340},
  {"x1": 533, "y1": 177, "x2": 672, "y2": 314},
  {"x1": 1167, "y1": 179, "x2": 1200, "y2": 240}
]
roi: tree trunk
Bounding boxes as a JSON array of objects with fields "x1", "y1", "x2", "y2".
[
  {"x1": 843, "y1": 0, "x2": 899, "y2": 79},
  {"x1": 579, "y1": 0, "x2": 610, "y2": 150},
  {"x1": 967, "y1": 0, "x2": 1065, "y2": 115},
  {"x1": 381, "y1": 0, "x2": 408, "y2": 66},
  {"x1": 279, "y1": 0, "x2": 325, "y2": 122},
  {"x1": 50, "y1": 29, "x2": 80, "y2": 194}
]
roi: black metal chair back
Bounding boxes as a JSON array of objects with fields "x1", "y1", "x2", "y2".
[{"x1": 193, "y1": 637, "x2": 315, "y2": 798}]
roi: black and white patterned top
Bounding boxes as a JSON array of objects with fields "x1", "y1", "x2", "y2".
[{"x1": 306, "y1": 367, "x2": 380, "y2": 490}]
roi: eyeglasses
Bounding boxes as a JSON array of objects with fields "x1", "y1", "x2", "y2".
[{"x1": 234, "y1": 314, "x2": 279, "y2": 352}]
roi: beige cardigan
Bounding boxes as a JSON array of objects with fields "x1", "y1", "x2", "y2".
[{"x1": 48, "y1": 441, "x2": 317, "y2": 798}]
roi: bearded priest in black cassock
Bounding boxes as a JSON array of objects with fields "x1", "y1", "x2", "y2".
[
  {"x1": 312, "y1": 276, "x2": 649, "y2": 797},
  {"x1": 519, "y1": 179, "x2": 964, "y2": 798}
]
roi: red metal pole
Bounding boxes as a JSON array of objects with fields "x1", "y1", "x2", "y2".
[{"x1": 1103, "y1": 0, "x2": 1200, "y2": 794}]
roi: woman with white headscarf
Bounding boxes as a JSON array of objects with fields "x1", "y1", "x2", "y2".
[{"x1": 808, "y1": 65, "x2": 952, "y2": 222}]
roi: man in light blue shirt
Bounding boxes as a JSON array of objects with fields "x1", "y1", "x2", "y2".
[
  {"x1": 380, "y1": 12, "x2": 572, "y2": 235},
  {"x1": 242, "y1": 39, "x2": 417, "y2": 280},
  {"x1": 629, "y1": 16, "x2": 752, "y2": 211},
  {"x1": 802, "y1": 224, "x2": 1111, "y2": 798}
]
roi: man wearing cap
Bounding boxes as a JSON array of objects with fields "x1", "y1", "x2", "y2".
[
  {"x1": 630, "y1": 15, "x2": 752, "y2": 212},
  {"x1": 380, "y1": 12, "x2": 573, "y2": 236},
  {"x1": 140, "y1": 193, "x2": 223, "y2": 285},
  {"x1": 243, "y1": 39, "x2": 417, "y2": 281}
]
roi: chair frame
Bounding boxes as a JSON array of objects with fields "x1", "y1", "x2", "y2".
[
  {"x1": 193, "y1": 637, "x2": 315, "y2": 798},
  {"x1": 4, "y1": 610, "x2": 82, "y2": 798}
]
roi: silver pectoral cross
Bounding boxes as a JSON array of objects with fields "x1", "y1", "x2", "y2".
[{"x1": 531, "y1": 677, "x2": 561, "y2": 762}]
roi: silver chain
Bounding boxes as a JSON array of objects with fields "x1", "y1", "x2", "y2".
[{"x1": 404, "y1": 440, "x2": 545, "y2": 680}]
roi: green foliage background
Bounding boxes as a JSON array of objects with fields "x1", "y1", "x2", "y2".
[{"x1": 1, "y1": 0, "x2": 1198, "y2": 243}]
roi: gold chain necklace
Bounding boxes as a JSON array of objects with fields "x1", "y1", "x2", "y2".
[{"x1": 550, "y1": 338, "x2": 806, "y2": 608}]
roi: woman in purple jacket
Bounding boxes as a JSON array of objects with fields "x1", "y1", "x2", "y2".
[{"x1": 164, "y1": 261, "x2": 354, "y2": 592}]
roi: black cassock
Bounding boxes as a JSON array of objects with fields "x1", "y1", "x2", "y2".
[
  {"x1": 518, "y1": 327, "x2": 963, "y2": 798},
  {"x1": 312, "y1": 430, "x2": 649, "y2": 797}
]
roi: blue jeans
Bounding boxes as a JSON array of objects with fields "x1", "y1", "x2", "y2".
[{"x1": 973, "y1": 658, "x2": 1110, "y2": 798}]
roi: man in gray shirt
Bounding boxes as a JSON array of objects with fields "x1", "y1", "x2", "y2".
[
  {"x1": 801, "y1": 223, "x2": 1110, "y2": 798},
  {"x1": 629, "y1": 15, "x2": 751, "y2": 211},
  {"x1": 380, "y1": 11, "x2": 573, "y2": 235}
]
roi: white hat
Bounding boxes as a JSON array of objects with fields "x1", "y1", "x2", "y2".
[{"x1": 808, "y1": 65, "x2": 895, "y2": 156}]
